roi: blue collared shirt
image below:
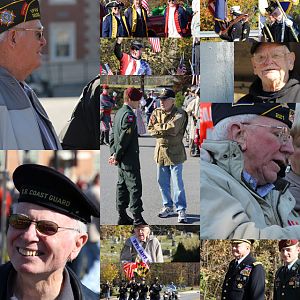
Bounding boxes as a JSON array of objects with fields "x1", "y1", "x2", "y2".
[{"x1": 242, "y1": 170, "x2": 275, "y2": 197}]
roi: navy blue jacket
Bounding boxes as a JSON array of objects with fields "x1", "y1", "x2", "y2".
[{"x1": 102, "y1": 13, "x2": 129, "y2": 37}]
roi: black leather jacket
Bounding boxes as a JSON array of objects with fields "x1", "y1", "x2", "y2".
[{"x1": 0, "y1": 262, "x2": 98, "y2": 300}]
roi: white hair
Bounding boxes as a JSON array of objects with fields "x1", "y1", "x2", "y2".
[{"x1": 211, "y1": 114, "x2": 258, "y2": 141}]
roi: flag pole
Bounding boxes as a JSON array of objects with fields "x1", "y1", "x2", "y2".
[{"x1": 275, "y1": 0, "x2": 299, "y2": 42}]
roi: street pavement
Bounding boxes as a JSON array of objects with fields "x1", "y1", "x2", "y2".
[
  {"x1": 100, "y1": 134, "x2": 200, "y2": 225},
  {"x1": 41, "y1": 97, "x2": 78, "y2": 135}
]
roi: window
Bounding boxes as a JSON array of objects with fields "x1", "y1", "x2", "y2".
[{"x1": 49, "y1": 22, "x2": 76, "y2": 62}]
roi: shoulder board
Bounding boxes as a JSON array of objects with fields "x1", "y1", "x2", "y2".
[{"x1": 253, "y1": 262, "x2": 262, "y2": 266}]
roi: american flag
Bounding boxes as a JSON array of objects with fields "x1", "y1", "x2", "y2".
[
  {"x1": 148, "y1": 38, "x2": 161, "y2": 52},
  {"x1": 104, "y1": 63, "x2": 113, "y2": 75},
  {"x1": 141, "y1": 0, "x2": 149, "y2": 13}
]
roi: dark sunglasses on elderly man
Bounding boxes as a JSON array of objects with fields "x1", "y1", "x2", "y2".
[{"x1": 8, "y1": 214, "x2": 80, "y2": 236}]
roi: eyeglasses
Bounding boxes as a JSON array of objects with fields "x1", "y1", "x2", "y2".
[
  {"x1": 8, "y1": 214, "x2": 80, "y2": 236},
  {"x1": 241, "y1": 123, "x2": 291, "y2": 145},
  {"x1": 9, "y1": 27, "x2": 44, "y2": 41},
  {"x1": 252, "y1": 51, "x2": 290, "y2": 64}
]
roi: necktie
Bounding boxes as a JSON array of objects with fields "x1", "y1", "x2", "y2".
[{"x1": 130, "y1": 59, "x2": 137, "y2": 75}]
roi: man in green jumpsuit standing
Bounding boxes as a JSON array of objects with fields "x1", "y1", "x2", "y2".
[{"x1": 109, "y1": 87, "x2": 146, "y2": 225}]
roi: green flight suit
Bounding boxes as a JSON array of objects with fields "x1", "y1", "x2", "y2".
[
  {"x1": 110, "y1": 104, "x2": 143, "y2": 215},
  {"x1": 274, "y1": 259, "x2": 300, "y2": 299}
]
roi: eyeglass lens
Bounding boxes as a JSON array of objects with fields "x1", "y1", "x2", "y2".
[{"x1": 9, "y1": 214, "x2": 59, "y2": 235}]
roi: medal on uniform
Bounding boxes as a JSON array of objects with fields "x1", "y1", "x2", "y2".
[{"x1": 237, "y1": 283, "x2": 243, "y2": 289}]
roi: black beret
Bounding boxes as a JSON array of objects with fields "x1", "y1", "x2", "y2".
[
  {"x1": 158, "y1": 88, "x2": 175, "y2": 100},
  {"x1": 212, "y1": 103, "x2": 295, "y2": 128},
  {"x1": 13, "y1": 164, "x2": 100, "y2": 224},
  {"x1": 250, "y1": 42, "x2": 290, "y2": 55},
  {"x1": 130, "y1": 40, "x2": 144, "y2": 50},
  {"x1": 0, "y1": 0, "x2": 41, "y2": 34},
  {"x1": 106, "y1": 1, "x2": 124, "y2": 8}
]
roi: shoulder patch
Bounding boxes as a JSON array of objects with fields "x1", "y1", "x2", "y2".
[
  {"x1": 127, "y1": 114, "x2": 134, "y2": 123},
  {"x1": 253, "y1": 262, "x2": 262, "y2": 266}
]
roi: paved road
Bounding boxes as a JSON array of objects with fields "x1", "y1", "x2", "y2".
[
  {"x1": 100, "y1": 134, "x2": 200, "y2": 225},
  {"x1": 41, "y1": 97, "x2": 78, "y2": 135}
]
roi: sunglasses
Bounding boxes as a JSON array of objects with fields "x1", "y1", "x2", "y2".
[
  {"x1": 9, "y1": 214, "x2": 80, "y2": 236},
  {"x1": 9, "y1": 27, "x2": 44, "y2": 41}
]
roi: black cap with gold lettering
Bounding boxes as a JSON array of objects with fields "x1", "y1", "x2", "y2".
[
  {"x1": 0, "y1": 0, "x2": 41, "y2": 34},
  {"x1": 13, "y1": 164, "x2": 100, "y2": 224},
  {"x1": 211, "y1": 103, "x2": 295, "y2": 128}
]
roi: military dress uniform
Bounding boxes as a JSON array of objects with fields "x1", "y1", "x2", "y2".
[
  {"x1": 127, "y1": 280, "x2": 140, "y2": 300},
  {"x1": 274, "y1": 259, "x2": 300, "y2": 300},
  {"x1": 149, "y1": 281, "x2": 162, "y2": 300},
  {"x1": 222, "y1": 254, "x2": 265, "y2": 300},
  {"x1": 110, "y1": 104, "x2": 144, "y2": 224},
  {"x1": 139, "y1": 282, "x2": 149, "y2": 300}
]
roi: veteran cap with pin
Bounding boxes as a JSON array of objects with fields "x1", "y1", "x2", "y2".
[
  {"x1": 13, "y1": 164, "x2": 100, "y2": 224},
  {"x1": 211, "y1": 103, "x2": 295, "y2": 128},
  {"x1": 0, "y1": 0, "x2": 41, "y2": 34}
]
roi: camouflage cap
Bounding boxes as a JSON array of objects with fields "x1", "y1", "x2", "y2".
[{"x1": 0, "y1": 0, "x2": 41, "y2": 34}]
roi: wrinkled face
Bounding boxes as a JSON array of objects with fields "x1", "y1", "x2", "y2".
[
  {"x1": 251, "y1": 44, "x2": 295, "y2": 87},
  {"x1": 134, "y1": 0, "x2": 141, "y2": 7},
  {"x1": 7, "y1": 203, "x2": 86, "y2": 278},
  {"x1": 160, "y1": 98, "x2": 174, "y2": 112},
  {"x1": 289, "y1": 134, "x2": 300, "y2": 175},
  {"x1": 130, "y1": 48, "x2": 142, "y2": 59},
  {"x1": 134, "y1": 225, "x2": 150, "y2": 242},
  {"x1": 239, "y1": 116, "x2": 294, "y2": 185},
  {"x1": 280, "y1": 244, "x2": 300, "y2": 264},
  {"x1": 13, "y1": 20, "x2": 46, "y2": 75},
  {"x1": 231, "y1": 242, "x2": 250, "y2": 259}
]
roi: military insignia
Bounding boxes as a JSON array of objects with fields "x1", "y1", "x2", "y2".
[
  {"x1": 240, "y1": 266, "x2": 252, "y2": 276},
  {"x1": 237, "y1": 283, "x2": 243, "y2": 289},
  {"x1": 0, "y1": 10, "x2": 16, "y2": 27},
  {"x1": 127, "y1": 128, "x2": 132, "y2": 134},
  {"x1": 127, "y1": 115, "x2": 134, "y2": 123}
]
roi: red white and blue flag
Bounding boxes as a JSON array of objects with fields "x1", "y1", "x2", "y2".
[
  {"x1": 142, "y1": 0, "x2": 149, "y2": 13},
  {"x1": 148, "y1": 38, "x2": 161, "y2": 52}
]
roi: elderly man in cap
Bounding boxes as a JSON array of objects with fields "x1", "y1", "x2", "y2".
[
  {"x1": 0, "y1": 164, "x2": 99, "y2": 299},
  {"x1": 114, "y1": 37, "x2": 152, "y2": 75},
  {"x1": 262, "y1": 1, "x2": 299, "y2": 42},
  {"x1": 124, "y1": 0, "x2": 148, "y2": 37},
  {"x1": 200, "y1": 103, "x2": 300, "y2": 239},
  {"x1": 0, "y1": 0, "x2": 61, "y2": 149},
  {"x1": 100, "y1": 83, "x2": 115, "y2": 146},
  {"x1": 148, "y1": 88, "x2": 188, "y2": 223},
  {"x1": 222, "y1": 240, "x2": 265, "y2": 300},
  {"x1": 237, "y1": 42, "x2": 300, "y2": 103},
  {"x1": 102, "y1": 1, "x2": 129, "y2": 37},
  {"x1": 109, "y1": 87, "x2": 146, "y2": 225},
  {"x1": 120, "y1": 224, "x2": 163, "y2": 263},
  {"x1": 164, "y1": 0, "x2": 189, "y2": 38},
  {"x1": 274, "y1": 240, "x2": 300, "y2": 299}
]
